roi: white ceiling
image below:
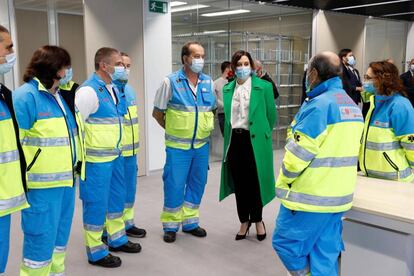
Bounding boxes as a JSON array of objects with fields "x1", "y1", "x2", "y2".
[{"x1": 13, "y1": 0, "x2": 310, "y2": 20}]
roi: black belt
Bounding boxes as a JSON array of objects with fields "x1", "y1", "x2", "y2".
[{"x1": 232, "y1": 128, "x2": 249, "y2": 134}]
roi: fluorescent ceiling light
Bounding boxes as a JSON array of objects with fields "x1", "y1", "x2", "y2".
[
  {"x1": 171, "y1": 4, "x2": 209, "y2": 13},
  {"x1": 170, "y1": 1, "x2": 187, "y2": 7},
  {"x1": 201, "y1": 9, "x2": 250, "y2": 17},
  {"x1": 383, "y1": 11, "x2": 414, "y2": 16},
  {"x1": 332, "y1": 0, "x2": 411, "y2": 11},
  {"x1": 201, "y1": 30, "x2": 227, "y2": 34}
]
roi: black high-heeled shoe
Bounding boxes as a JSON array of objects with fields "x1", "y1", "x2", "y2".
[
  {"x1": 235, "y1": 221, "x2": 251, "y2": 241},
  {"x1": 257, "y1": 221, "x2": 266, "y2": 241}
]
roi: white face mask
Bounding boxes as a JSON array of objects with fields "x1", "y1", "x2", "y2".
[
  {"x1": 0, "y1": 52, "x2": 16, "y2": 74},
  {"x1": 189, "y1": 58, "x2": 204, "y2": 74}
]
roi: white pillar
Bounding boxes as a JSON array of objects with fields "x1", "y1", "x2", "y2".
[
  {"x1": 406, "y1": 22, "x2": 414, "y2": 71},
  {"x1": 47, "y1": 0, "x2": 59, "y2": 45},
  {"x1": 83, "y1": 0, "x2": 172, "y2": 175}
]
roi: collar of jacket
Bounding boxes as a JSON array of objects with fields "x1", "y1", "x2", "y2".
[
  {"x1": 307, "y1": 76, "x2": 342, "y2": 99},
  {"x1": 92, "y1": 72, "x2": 110, "y2": 87},
  {"x1": 178, "y1": 67, "x2": 208, "y2": 81},
  {"x1": 113, "y1": 79, "x2": 127, "y2": 93},
  {"x1": 31, "y1": 77, "x2": 57, "y2": 96}
]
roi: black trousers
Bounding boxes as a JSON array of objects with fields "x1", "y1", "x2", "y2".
[
  {"x1": 218, "y1": 113, "x2": 225, "y2": 136},
  {"x1": 227, "y1": 129, "x2": 263, "y2": 223}
]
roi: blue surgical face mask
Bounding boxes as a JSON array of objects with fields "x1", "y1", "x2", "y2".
[
  {"x1": 59, "y1": 68, "x2": 73, "y2": 86},
  {"x1": 190, "y1": 58, "x2": 204, "y2": 74},
  {"x1": 0, "y1": 52, "x2": 16, "y2": 74},
  {"x1": 363, "y1": 80, "x2": 377, "y2": 95},
  {"x1": 235, "y1": 66, "x2": 251, "y2": 81},
  {"x1": 108, "y1": 65, "x2": 126, "y2": 81},
  {"x1": 347, "y1": 55, "x2": 356, "y2": 67}
]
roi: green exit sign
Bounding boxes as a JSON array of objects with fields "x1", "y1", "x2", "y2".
[{"x1": 149, "y1": 0, "x2": 168, "y2": 14}]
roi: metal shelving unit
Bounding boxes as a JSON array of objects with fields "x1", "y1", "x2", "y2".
[{"x1": 172, "y1": 31, "x2": 310, "y2": 154}]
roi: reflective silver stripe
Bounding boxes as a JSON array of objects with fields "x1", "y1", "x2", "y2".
[
  {"x1": 366, "y1": 141, "x2": 401, "y2": 151},
  {"x1": 122, "y1": 142, "x2": 140, "y2": 151},
  {"x1": 183, "y1": 201, "x2": 199, "y2": 209},
  {"x1": 309, "y1": 156, "x2": 358, "y2": 168},
  {"x1": 22, "y1": 258, "x2": 51, "y2": 269},
  {"x1": 366, "y1": 167, "x2": 412, "y2": 180},
  {"x1": 109, "y1": 229, "x2": 126, "y2": 241},
  {"x1": 22, "y1": 137, "x2": 69, "y2": 147},
  {"x1": 162, "y1": 222, "x2": 180, "y2": 229},
  {"x1": 281, "y1": 163, "x2": 301, "y2": 178},
  {"x1": 401, "y1": 142, "x2": 414, "y2": 150},
  {"x1": 86, "y1": 148, "x2": 120, "y2": 157},
  {"x1": 83, "y1": 223, "x2": 103, "y2": 232},
  {"x1": 86, "y1": 117, "x2": 121, "y2": 124},
  {"x1": 0, "y1": 149, "x2": 19, "y2": 164},
  {"x1": 125, "y1": 219, "x2": 134, "y2": 227},
  {"x1": 290, "y1": 266, "x2": 310, "y2": 276},
  {"x1": 124, "y1": 117, "x2": 139, "y2": 126},
  {"x1": 86, "y1": 244, "x2": 108, "y2": 255},
  {"x1": 165, "y1": 134, "x2": 210, "y2": 144},
  {"x1": 285, "y1": 139, "x2": 315, "y2": 162},
  {"x1": 28, "y1": 171, "x2": 73, "y2": 182},
  {"x1": 276, "y1": 188, "x2": 353, "y2": 207},
  {"x1": 182, "y1": 217, "x2": 199, "y2": 225},
  {"x1": 124, "y1": 202, "x2": 134, "y2": 209},
  {"x1": 53, "y1": 246, "x2": 66, "y2": 254},
  {"x1": 50, "y1": 272, "x2": 65, "y2": 276},
  {"x1": 167, "y1": 103, "x2": 214, "y2": 112},
  {"x1": 163, "y1": 205, "x2": 182, "y2": 213},
  {"x1": 107, "y1": 212, "x2": 123, "y2": 220},
  {"x1": 0, "y1": 193, "x2": 26, "y2": 211}
]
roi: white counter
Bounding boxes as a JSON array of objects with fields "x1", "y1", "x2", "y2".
[{"x1": 342, "y1": 175, "x2": 414, "y2": 276}]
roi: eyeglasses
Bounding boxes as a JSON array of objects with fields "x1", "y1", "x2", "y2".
[{"x1": 364, "y1": 74, "x2": 375, "y2": 81}]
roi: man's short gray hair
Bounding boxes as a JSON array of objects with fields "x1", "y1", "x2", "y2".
[{"x1": 308, "y1": 53, "x2": 342, "y2": 82}]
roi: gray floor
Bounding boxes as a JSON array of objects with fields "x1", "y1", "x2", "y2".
[{"x1": 6, "y1": 150, "x2": 287, "y2": 276}]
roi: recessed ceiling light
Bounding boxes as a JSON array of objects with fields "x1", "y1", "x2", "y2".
[
  {"x1": 171, "y1": 4, "x2": 209, "y2": 13},
  {"x1": 201, "y1": 9, "x2": 250, "y2": 17},
  {"x1": 332, "y1": 0, "x2": 411, "y2": 11},
  {"x1": 170, "y1": 1, "x2": 187, "y2": 7},
  {"x1": 383, "y1": 11, "x2": 414, "y2": 16}
]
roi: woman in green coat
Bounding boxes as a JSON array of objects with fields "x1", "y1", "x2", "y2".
[{"x1": 220, "y1": 50, "x2": 276, "y2": 241}]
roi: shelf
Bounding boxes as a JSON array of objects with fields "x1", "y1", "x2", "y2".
[{"x1": 277, "y1": 104, "x2": 301, "y2": 109}]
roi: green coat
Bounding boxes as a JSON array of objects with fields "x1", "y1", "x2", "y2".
[{"x1": 219, "y1": 76, "x2": 277, "y2": 206}]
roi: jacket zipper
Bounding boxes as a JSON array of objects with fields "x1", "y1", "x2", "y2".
[
  {"x1": 52, "y1": 96, "x2": 75, "y2": 185},
  {"x1": 127, "y1": 108, "x2": 135, "y2": 153},
  {"x1": 27, "y1": 148, "x2": 41, "y2": 172},
  {"x1": 362, "y1": 100, "x2": 375, "y2": 176},
  {"x1": 106, "y1": 86, "x2": 122, "y2": 154},
  {"x1": 383, "y1": 152, "x2": 400, "y2": 179}
]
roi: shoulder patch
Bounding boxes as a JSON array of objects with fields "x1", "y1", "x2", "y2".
[{"x1": 339, "y1": 106, "x2": 362, "y2": 120}]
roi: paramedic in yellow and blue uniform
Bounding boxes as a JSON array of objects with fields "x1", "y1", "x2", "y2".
[
  {"x1": 13, "y1": 46, "x2": 85, "y2": 276},
  {"x1": 113, "y1": 52, "x2": 146, "y2": 238},
  {"x1": 153, "y1": 41, "x2": 216, "y2": 243},
  {"x1": 359, "y1": 61, "x2": 414, "y2": 182},
  {"x1": 0, "y1": 24, "x2": 29, "y2": 276},
  {"x1": 75, "y1": 47, "x2": 141, "y2": 269},
  {"x1": 272, "y1": 52, "x2": 364, "y2": 276}
]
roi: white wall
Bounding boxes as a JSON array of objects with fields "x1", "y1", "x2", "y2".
[
  {"x1": 83, "y1": 0, "x2": 147, "y2": 174},
  {"x1": 83, "y1": 0, "x2": 172, "y2": 174},
  {"x1": 312, "y1": 10, "x2": 366, "y2": 72},
  {"x1": 143, "y1": 0, "x2": 172, "y2": 172}
]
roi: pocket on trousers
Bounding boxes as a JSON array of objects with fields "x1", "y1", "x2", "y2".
[
  {"x1": 22, "y1": 204, "x2": 50, "y2": 236},
  {"x1": 79, "y1": 180, "x2": 104, "y2": 203}
]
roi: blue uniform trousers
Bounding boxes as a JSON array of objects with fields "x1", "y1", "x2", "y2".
[
  {"x1": 161, "y1": 143, "x2": 210, "y2": 232},
  {"x1": 272, "y1": 205, "x2": 345, "y2": 276},
  {"x1": 80, "y1": 156, "x2": 128, "y2": 262},
  {"x1": 0, "y1": 214, "x2": 10, "y2": 274},
  {"x1": 20, "y1": 186, "x2": 75, "y2": 275},
  {"x1": 123, "y1": 155, "x2": 138, "y2": 229}
]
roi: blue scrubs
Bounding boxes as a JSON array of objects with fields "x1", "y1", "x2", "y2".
[
  {"x1": 0, "y1": 214, "x2": 11, "y2": 274},
  {"x1": 272, "y1": 205, "x2": 345, "y2": 276}
]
